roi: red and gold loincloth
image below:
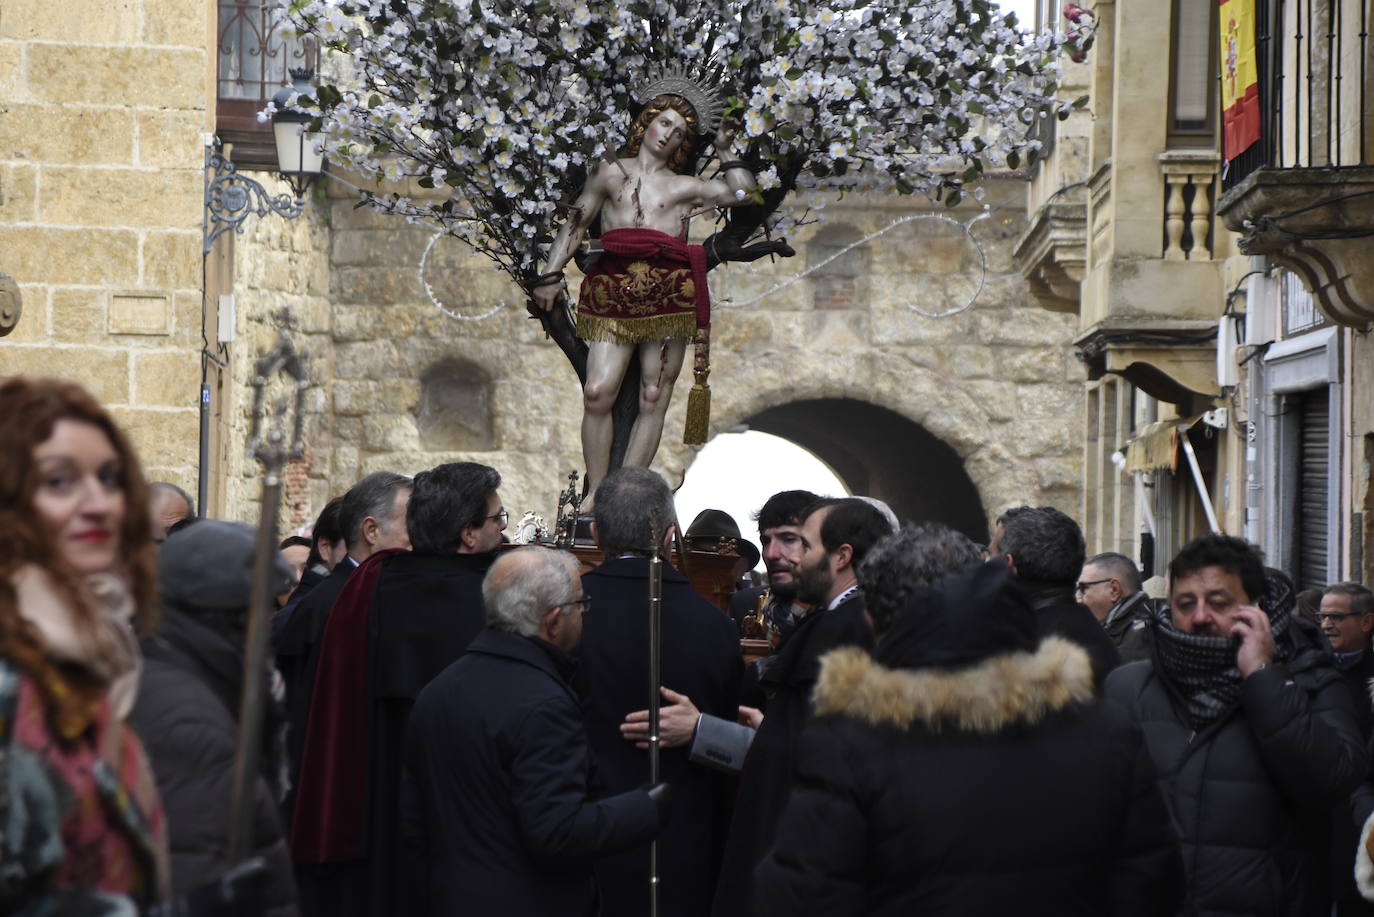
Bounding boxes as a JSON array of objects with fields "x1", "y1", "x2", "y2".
[{"x1": 576, "y1": 228, "x2": 708, "y2": 344}]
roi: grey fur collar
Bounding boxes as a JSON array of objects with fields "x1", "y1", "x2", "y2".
[{"x1": 812, "y1": 637, "x2": 1094, "y2": 733}]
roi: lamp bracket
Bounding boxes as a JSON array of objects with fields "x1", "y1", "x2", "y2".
[{"x1": 204, "y1": 137, "x2": 304, "y2": 253}]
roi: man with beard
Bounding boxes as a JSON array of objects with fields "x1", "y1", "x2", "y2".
[
  {"x1": 291, "y1": 462, "x2": 507, "y2": 917},
  {"x1": 1106, "y1": 534, "x2": 1366, "y2": 914},
  {"x1": 620, "y1": 490, "x2": 818, "y2": 769},
  {"x1": 710, "y1": 497, "x2": 893, "y2": 917}
]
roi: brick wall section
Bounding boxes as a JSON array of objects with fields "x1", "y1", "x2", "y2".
[{"x1": 0, "y1": 0, "x2": 208, "y2": 497}]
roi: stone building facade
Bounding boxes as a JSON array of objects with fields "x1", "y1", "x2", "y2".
[
  {"x1": 0, "y1": 0, "x2": 208, "y2": 499},
  {"x1": 230, "y1": 175, "x2": 1084, "y2": 539},
  {"x1": 2, "y1": 0, "x2": 1085, "y2": 539}
]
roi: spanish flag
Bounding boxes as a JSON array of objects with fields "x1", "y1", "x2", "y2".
[{"x1": 1220, "y1": 0, "x2": 1260, "y2": 161}]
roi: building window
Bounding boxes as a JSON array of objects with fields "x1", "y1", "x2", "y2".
[
  {"x1": 217, "y1": 0, "x2": 316, "y2": 168},
  {"x1": 1168, "y1": 0, "x2": 1218, "y2": 145},
  {"x1": 1281, "y1": 269, "x2": 1324, "y2": 335}
]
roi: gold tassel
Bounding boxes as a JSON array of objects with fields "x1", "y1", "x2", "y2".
[{"x1": 683, "y1": 369, "x2": 710, "y2": 445}]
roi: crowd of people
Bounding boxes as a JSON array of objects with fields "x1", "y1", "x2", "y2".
[{"x1": 6, "y1": 372, "x2": 1374, "y2": 916}]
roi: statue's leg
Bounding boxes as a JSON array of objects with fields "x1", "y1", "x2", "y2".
[
  {"x1": 623, "y1": 337, "x2": 688, "y2": 468},
  {"x1": 583, "y1": 340, "x2": 635, "y2": 499}
]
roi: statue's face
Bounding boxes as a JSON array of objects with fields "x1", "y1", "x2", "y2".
[{"x1": 643, "y1": 107, "x2": 689, "y2": 161}]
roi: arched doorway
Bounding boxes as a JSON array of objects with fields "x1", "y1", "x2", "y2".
[{"x1": 745, "y1": 398, "x2": 989, "y2": 543}]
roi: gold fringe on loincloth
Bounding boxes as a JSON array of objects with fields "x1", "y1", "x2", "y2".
[{"x1": 575, "y1": 311, "x2": 697, "y2": 344}]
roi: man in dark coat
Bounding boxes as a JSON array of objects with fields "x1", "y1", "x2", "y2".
[
  {"x1": 290, "y1": 462, "x2": 506, "y2": 917},
  {"x1": 132, "y1": 520, "x2": 299, "y2": 916},
  {"x1": 988, "y1": 505, "x2": 1122, "y2": 689},
  {"x1": 1079, "y1": 551, "x2": 1154, "y2": 663},
  {"x1": 401, "y1": 547, "x2": 665, "y2": 916},
  {"x1": 577, "y1": 467, "x2": 742, "y2": 917},
  {"x1": 1319, "y1": 582, "x2": 1374, "y2": 916},
  {"x1": 276, "y1": 470, "x2": 413, "y2": 818},
  {"x1": 1106, "y1": 534, "x2": 1368, "y2": 915},
  {"x1": 757, "y1": 524, "x2": 1183, "y2": 916},
  {"x1": 711, "y1": 497, "x2": 892, "y2": 917}
]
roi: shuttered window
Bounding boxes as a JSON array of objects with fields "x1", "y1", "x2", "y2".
[{"x1": 1296, "y1": 388, "x2": 1330, "y2": 589}]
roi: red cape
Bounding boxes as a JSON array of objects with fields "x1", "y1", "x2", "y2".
[{"x1": 289, "y1": 548, "x2": 402, "y2": 863}]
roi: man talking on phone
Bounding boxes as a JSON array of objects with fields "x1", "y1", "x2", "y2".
[{"x1": 1106, "y1": 534, "x2": 1367, "y2": 915}]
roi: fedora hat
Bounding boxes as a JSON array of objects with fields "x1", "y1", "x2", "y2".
[{"x1": 684, "y1": 508, "x2": 760, "y2": 568}]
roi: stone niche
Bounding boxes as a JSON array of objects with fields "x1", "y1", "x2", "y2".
[
  {"x1": 806, "y1": 223, "x2": 869, "y2": 310},
  {"x1": 416, "y1": 357, "x2": 496, "y2": 451}
]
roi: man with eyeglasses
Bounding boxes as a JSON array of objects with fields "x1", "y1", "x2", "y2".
[
  {"x1": 577, "y1": 466, "x2": 743, "y2": 917},
  {"x1": 1320, "y1": 582, "x2": 1374, "y2": 916},
  {"x1": 1078, "y1": 552, "x2": 1155, "y2": 663},
  {"x1": 291, "y1": 461, "x2": 507, "y2": 917},
  {"x1": 401, "y1": 547, "x2": 669, "y2": 916}
]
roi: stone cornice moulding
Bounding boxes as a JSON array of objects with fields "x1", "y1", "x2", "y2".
[
  {"x1": 1014, "y1": 195, "x2": 1087, "y2": 315},
  {"x1": 1217, "y1": 166, "x2": 1374, "y2": 329}
]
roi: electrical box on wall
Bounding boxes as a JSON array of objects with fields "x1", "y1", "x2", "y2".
[
  {"x1": 1217, "y1": 315, "x2": 1239, "y2": 388},
  {"x1": 217, "y1": 294, "x2": 236, "y2": 344}
]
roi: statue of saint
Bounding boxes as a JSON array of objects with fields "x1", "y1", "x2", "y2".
[{"x1": 533, "y1": 74, "x2": 758, "y2": 506}]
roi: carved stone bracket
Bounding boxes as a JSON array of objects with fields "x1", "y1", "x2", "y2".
[
  {"x1": 1013, "y1": 198, "x2": 1087, "y2": 314},
  {"x1": 0, "y1": 273, "x2": 21, "y2": 337},
  {"x1": 1217, "y1": 166, "x2": 1374, "y2": 328}
]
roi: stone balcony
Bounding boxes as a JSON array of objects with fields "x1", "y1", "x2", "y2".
[
  {"x1": 1217, "y1": 166, "x2": 1374, "y2": 328},
  {"x1": 1013, "y1": 195, "x2": 1087, "y2": 314}
]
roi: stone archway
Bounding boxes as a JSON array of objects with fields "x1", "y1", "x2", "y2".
[{"x1": 745, "y1": 398, "x2": 989, "y2": 543}]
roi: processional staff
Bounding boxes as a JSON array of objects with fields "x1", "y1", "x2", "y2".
[{"x1": 228, "y1": 323, "x2": 310, "y2": 862}]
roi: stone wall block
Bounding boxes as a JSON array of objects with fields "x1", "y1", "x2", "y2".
[
  {"x1": 999, "y1": 348, "x2": 1065, "y2": 384},
  {"x1": 0, "y1": 227, "x2": 139, "y2": 285},
  {"x1": 49, "y1": 287, "x2": 106, "y2": 343},
  {"x1": 362, "y1": 413, "x2": 419, "y2": 452},
  {"x1": 27, "y1": 45, "x2": 205, "y2": 108},
  {"x1": 136, "y1": 110, "x2": 204, "y2": 169},
  {"x1": 974, "y1": 308, "x2": 1075, "y2": 347},
  {"x1": 4, "y1": 345, "x2": 129, "y2": 402},
  {"x1": 333, "y1": 340, "x2": 397, "y2": 380},
  {"x1": 171, "y1": 291, "x2": 202, "y2": 348},
  {"x1": 1034, "y1": 458, "x2": 1082, "y2": 491},
  {"x1": 378, "y1": 378, "x2": 420, "y2": 414},
  {"x1": 0, "y1": 0, "x2": 140, "y2": 42},
  {"x1": 0, "y1": 162, "x2": 38, "y2": 222},
  {"x1": 331, "y1": 443, "x2": 360, "y2": 483},
  {"x1": 333, "y1": 380, "x2": 379, "y2": 416},
  {"x1": 335, "y1": 416, "x2": 362, "y2": 442},
  {"x1": 142, "y1": 230, "x2": 202, "y2": 291},
  {"x1": 140, "y1": 0, "x2": 206, "y2": 46},
  {"x1": 965, "y1": 381, "x2": 1017, "y2": 423},
  {"x1": 0, "y1": 104, "x2": 136, "y2": 165},
  {"x1": 40, "y1": 167, "x2": 202, "y2": 228},
  {"x1": 333, "y1": 265, "x2": 424, "y2": 304},
  {"x1": 1016, "y1": 384, "x2": 1082, "y2": 422},
  {"x1": 292, "y1": 297, "x2": 332, "y2": 335},
  {"x1": 0, "y1": 42, "x2": 22, "y2": 100},
  {"x1": 712, "y1": 311, "x2": 773, "y2": 350},
  {"x1": 133, "y1": 350, "x2": 199, "y2": 406}
]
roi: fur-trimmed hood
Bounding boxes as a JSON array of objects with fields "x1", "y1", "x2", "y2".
[{"x1": 813, "y1": 637, "x2": 1095, "y2": 733}]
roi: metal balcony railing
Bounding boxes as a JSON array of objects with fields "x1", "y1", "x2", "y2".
[{"x1": 1223, "y1": 0, "x2": 1370, "y2": 191}]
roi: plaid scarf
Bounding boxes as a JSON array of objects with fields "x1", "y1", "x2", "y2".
[{"x1": 1151, "y1": 572, "x2": 1295, "y2": 730}]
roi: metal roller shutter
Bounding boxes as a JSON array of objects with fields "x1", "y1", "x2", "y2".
[{"x1": 1297, "y1": 388, "x2": 1329, "y2": 590}]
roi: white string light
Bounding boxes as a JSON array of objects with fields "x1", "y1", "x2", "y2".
[
  {"x1": 715, "y1": 210, "x2": 992, "y2": 318},
  {"x1": 419, "y1": 230, "x2": 509, "y2": 323}
]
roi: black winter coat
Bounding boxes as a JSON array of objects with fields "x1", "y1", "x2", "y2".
[
  {"x1": 400, "y1": 628, "x2": 660, "y2": 917},
  {"x1": 1106, "y1": 623, "x2": 1368, "y2": 916},
  {"x1": 578, "y1": 557, "x2": 743, "y2": 917},
  {"x1": 711, "y1": 590, "x2": 873, "y2": 917},
  {"x1": 755, "y1": 636, "x2": 1183, "y2": 917},
  {"x1": 132, "y1": 610, "x2": 297, "y2": 915},
  {"x1": 1026, "y1": 585, "x2": 1122, "y2": 690}
]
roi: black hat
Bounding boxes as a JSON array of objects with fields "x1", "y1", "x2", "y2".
[{"x1": 684, "y1": 509, "x2": 760, "y2": 568}]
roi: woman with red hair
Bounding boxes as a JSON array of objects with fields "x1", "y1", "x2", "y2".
[{"x1": 0, "y1": 376, "x2": 169, "y2": 913}]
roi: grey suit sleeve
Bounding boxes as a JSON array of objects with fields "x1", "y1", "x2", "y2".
[{"x1": 688, "y1": 713, "x2": 755, "y2": 774}]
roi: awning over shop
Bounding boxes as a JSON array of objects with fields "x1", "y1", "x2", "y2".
[
  {"x1": 1125, "y1": 415, "x2": 1203, "y2": 474},
  {"x1": 1105, "y1": 346, "x2": 1218, "y2": 407}
]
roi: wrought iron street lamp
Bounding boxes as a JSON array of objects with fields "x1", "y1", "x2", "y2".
[{"x1": 204, "y1": 68, "x2": 324, "y2": 253}]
